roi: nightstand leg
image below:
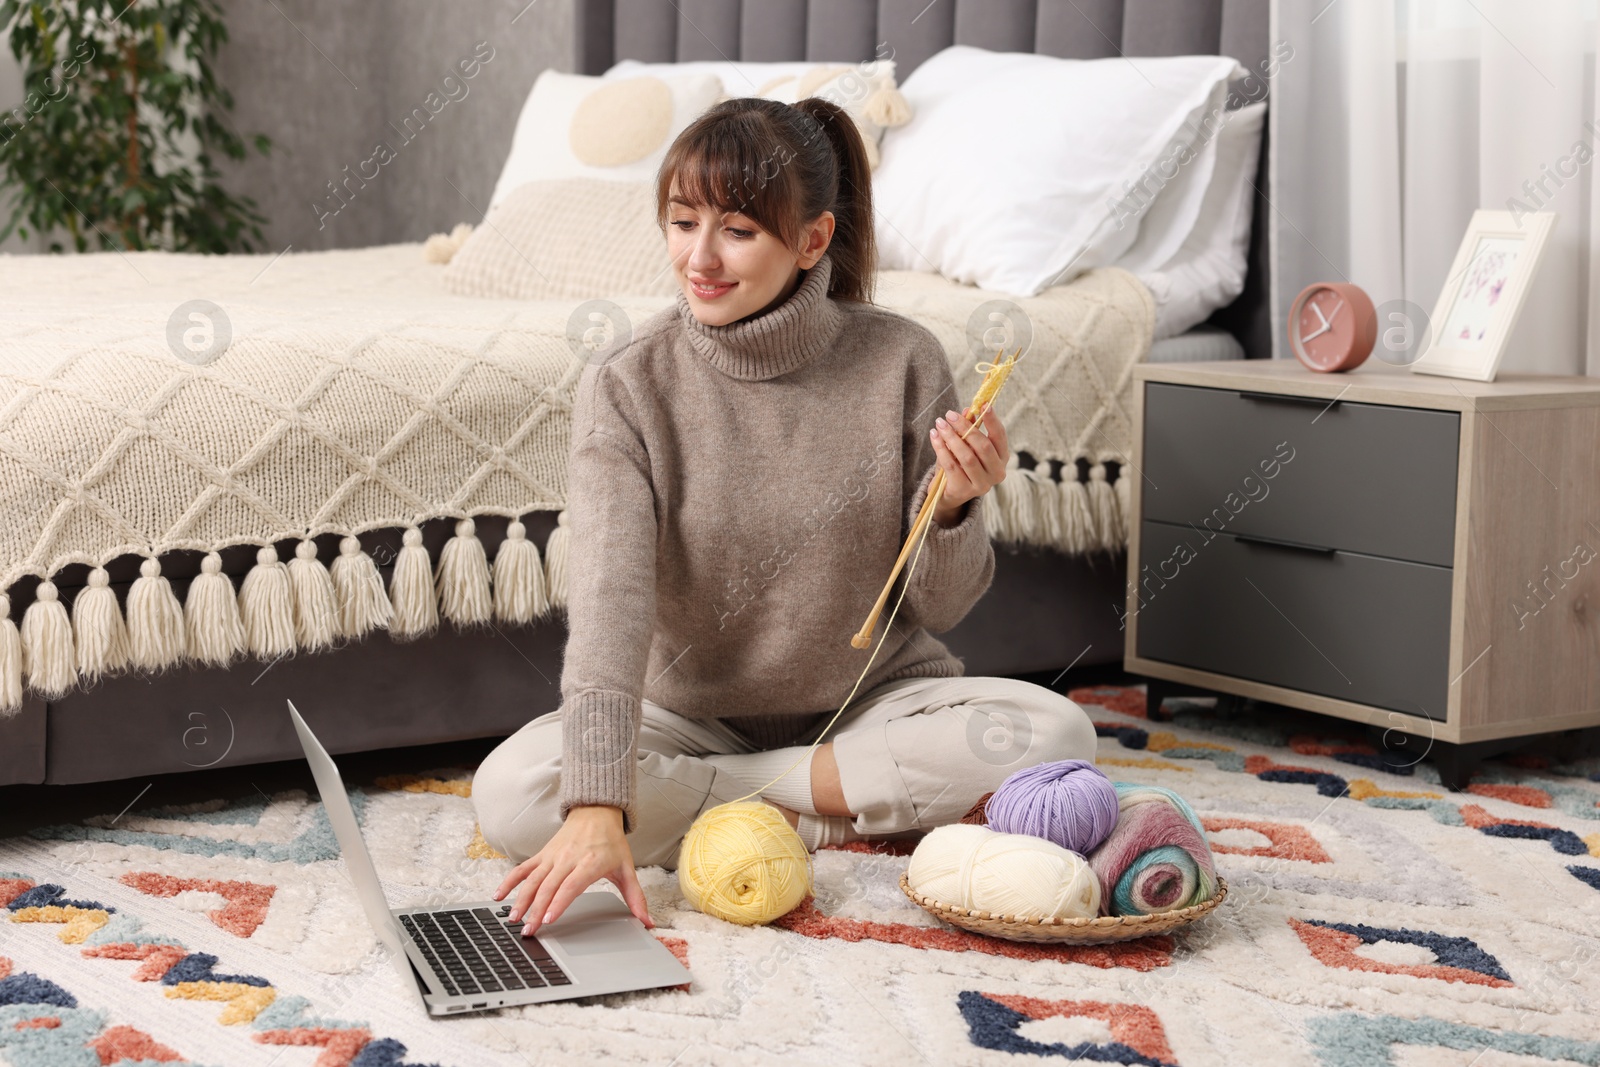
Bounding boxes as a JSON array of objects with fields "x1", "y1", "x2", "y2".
[
  {"x1": 1424, "y1": 738, "x2": 1515, "y2": 792},
  {"x1": 1140, "y1": 678, "x2": 1233, "y2": 720},
  {"x1": 1431, "y1": 743, "x2": 1474, "y2": 792},
  {"x1": 1142, "y1": 679, "x2": 1163, "y2": 721},
  {"x1": 1143, "y1": 679, "x2": 1176, "y2": 722},
  {"x1": 1369, "y1": 728, "x2": 1475, "y2": 789}
]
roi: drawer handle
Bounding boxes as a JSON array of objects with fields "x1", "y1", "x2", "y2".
[
  {"x1": 1233, "y1": 532, "x2": 1336, "y2": 555},
  {"x1": 1237, "y1": 390, "x2": 1339, "y2": 409}
]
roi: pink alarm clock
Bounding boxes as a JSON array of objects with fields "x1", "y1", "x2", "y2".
[{"x1": 1288, "y1": 282, "x2": 1377, "y2": 373}]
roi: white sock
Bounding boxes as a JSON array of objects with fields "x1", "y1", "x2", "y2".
[
  {"x1": 796, "y1": 812, "x2": 865, "y2": 852},
  {"x1": 705, "y1": 746, "x2": 818, "y2": 814}
]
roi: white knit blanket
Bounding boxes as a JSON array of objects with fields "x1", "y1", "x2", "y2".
[{"x1": 0, "y1": 244, "x2": 1152, "y2": 710}]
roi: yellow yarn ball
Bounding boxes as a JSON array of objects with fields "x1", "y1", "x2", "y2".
[
  {"x1": 678, "y1": 801, "x2": 813, "y2": 925},
  {"x1": 907, "y1": 823, "x2": 1101, "y2": 920}
]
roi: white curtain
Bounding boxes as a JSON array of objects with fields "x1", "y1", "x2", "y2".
[{"x1": 1271, "y1": 0, "x2": 1600, "y2": 376}]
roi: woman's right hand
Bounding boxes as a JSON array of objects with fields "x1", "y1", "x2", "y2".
[{"x1": 491, "y1": 804, "x2": 653, "y2": 935}]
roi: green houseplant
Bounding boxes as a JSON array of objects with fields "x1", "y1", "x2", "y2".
[{"x1": 0, "y1": 0, "x2": 272, "y2": 252}]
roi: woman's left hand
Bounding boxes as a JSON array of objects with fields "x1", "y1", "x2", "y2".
[{"x1": 929, "y1": 405, "x2": 1010, "y2": 526}]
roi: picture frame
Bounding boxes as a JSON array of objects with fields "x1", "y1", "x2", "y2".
[{"x1": 1411, "y1": 209, "x2": 1556, "y2": 382}]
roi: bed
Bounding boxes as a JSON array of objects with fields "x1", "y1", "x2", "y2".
[{"x1": 0, "y1": 0, "x2": 1271, "y2": 787}]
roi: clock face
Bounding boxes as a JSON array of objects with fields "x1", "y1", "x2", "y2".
[{"x1": 1295, "y1": 286, "x2": 1357, "y2": 370}]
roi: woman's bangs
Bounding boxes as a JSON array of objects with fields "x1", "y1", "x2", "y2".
[{"x1": 666, "y1": 133, "x2": 794, "y2": 240}]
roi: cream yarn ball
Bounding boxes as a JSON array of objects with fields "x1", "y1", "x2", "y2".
[{"x1": 907, "y1": 823, "x2": 1101, "y2": 920}]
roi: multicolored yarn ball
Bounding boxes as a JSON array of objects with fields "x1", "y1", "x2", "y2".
[
  {"x1": 677, "y1": 801, "x2": 813, "y2": 925},
  {"x1": 1087, "y1": 783, "x2": 1216, "y2": 917},
  {"x1": 984, "y1": 758, "x2": 1120, "y2": 854},
  {"x1": 907, "y1": 822, "x2": 1101, "y2": 920}
]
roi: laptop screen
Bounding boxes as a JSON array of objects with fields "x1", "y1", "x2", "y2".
[{"x1": 287, "y1": 700, "x2": 407, "y2": 957}]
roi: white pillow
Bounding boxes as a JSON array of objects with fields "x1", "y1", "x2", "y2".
[
  {"x1": 489, "y1": 69, "x2": 724, "y2": 210},
  {"x1": 872, "y1": 46, "x2": 1244, "y2": 295},
  {"x1": 603, "y1": 58, "x2": 910, "y2": 168},
  {"x1": 1109, "y1": 100, "x2": 1222, "y2": 276},
  {"x1": 1136, "y1": 100, "x2": 1266, "y2": 339}
]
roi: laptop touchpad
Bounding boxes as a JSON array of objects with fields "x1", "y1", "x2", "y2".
[{"x1": 549, "y1": 922, "x2": 643, "y2": 956}]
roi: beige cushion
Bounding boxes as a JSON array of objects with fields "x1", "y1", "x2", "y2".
[
  {"x1": 604, "y1": 59, "x2": 913, "y2": 170},
  {"x1": 442, "y1": 178, "x2": 678, "y2": 301},
  {"x1": 488, "y1": 70, "x2": 724, "y2": 211},
  {"x1": 739, "y1": 62, "x2": 910, "y2": 169}
]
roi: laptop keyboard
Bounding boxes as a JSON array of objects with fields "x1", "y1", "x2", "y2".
[{"x1": 400, "y1": 906, "x2": 572, "y2": 998}]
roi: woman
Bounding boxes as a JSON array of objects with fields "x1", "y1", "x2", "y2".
[{"x1": 471, "y1": 96, "x2": 1095, "y2": 937}]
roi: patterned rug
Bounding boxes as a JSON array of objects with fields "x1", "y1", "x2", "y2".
[{"x1": 2, "y1": 685, "x2": 1599, "y2": 1067}]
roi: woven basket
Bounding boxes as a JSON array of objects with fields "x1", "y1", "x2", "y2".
[{"x1": 899, "y1": 872, "x2": 1227, "y2": 945}]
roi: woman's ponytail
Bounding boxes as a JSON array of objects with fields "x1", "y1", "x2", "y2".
[{"x1": 793, "y1": 97, "x2": 876, "y2": 304}]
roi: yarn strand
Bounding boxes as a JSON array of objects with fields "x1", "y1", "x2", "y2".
[
  {"x1": 727, "y1": 378, "x2": 1008, "y2": 805},
  {"x1": 727, "y1": 490, "x2": 937, "y2": 806}
]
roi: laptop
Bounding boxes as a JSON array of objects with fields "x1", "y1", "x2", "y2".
[{"x1": 286, "y1": 699, "x2": 692, "y2": 1014}]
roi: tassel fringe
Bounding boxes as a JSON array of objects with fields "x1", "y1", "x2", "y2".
[
  {"x1": 545, "y1": 510, "x2": 571, "y2": 612},
  {"x1": 127, "y1": 558, "x2": 186, "y2": 671},
  {"x1": 21, "y1": 580, "x2": 74, "y2": 697},
  {"x1": 1088, "y1": 463, "x2": 1122, "y2": 549},
  {"x1": 0, "y1": 469, "x2": 1128, "y2": 706},
  {"x1": 437, "y1": 518, "x2": 493, "y2": 627},
  {"x1": 423, "y1": 222, "x2": 474, "y2": 265},
  {"x1": 863, "y1": 85, "x2": 912, "y2": 127},
  {"x1": 186, "y1": 553, "x2": 245, "y2": 667},
  {"x1": 1031, "y1": 465, "x2": 1065, "y2": 551},
  {"x1": 987, "y1": 456, "x2": 1020, "y2": 544},
  {"x1": 1062, "y1": 477, "x2": 1096, "y2": 554},
  {"x1": 74, "y1": 567, "x2": 129, "y2": 680},
  {"x1": 240, "y1": 546, "x2": 296, "y2": 660},
  {"x1": 289, "y1": 539, "x2": 338, "y2": 651},
  {"x1": 0, "y1": 595, "x2": 20, "y2": 714},
  {"x1": 493, "y1": 520, "x2": 547, "y2": 625},
  {"x1": 1114, "y1": 466, "x2": 1133, "y2": 541},
  {"x1": 986, "y1": 454, "x2": 1135, "y2": 555},
  {"x1": 389, "y1": 527, "x2": 439, "y2": 641},
  {"x1": 331, "y1": 536, "x2": 392, "y2": 637},
  {"x1": 1007, "y1": 463, "x2": 1039, "y2": 547}
]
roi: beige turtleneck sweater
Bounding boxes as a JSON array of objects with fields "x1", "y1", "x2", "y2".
[{"x1": 559, "y1": 252, "x2": 995, "y2": 830}]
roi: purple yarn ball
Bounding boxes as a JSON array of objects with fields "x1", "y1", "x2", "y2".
[{"x1": 985, "y1": 759, "x2": 1120, "y2": 854}]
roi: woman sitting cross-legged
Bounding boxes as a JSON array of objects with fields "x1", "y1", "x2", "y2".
[{"x1": 470, "y1": 95, "x2": 1095, "y2": 936}]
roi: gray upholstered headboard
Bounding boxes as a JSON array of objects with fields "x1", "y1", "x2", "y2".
[{"x1": 574, "y1": 0, "x2": 1273, "y2": 361}]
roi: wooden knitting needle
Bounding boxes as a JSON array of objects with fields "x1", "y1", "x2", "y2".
[
  {"x1": 848, "y1": 413, "x2": 979, "y2": 649},
  {"x1": 851, "y1": 348, "x2": 1019, "y2": 650}
]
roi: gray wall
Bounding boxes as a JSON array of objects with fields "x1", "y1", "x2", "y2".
[
  {"x1": 214, "y1": 0, "x2": 573, "y2": 252},
  {"x1": 0, "y1": 47, "x2": 39, "y2": 252}
]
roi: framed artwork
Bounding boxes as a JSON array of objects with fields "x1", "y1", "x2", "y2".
[{"x1": 1411, "y1": 209, "x2": 1555, "y2": 382}]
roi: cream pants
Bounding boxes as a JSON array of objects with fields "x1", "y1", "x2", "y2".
[{"x1": 470, "y1": 674, "x2": 1095, "y2": 870}]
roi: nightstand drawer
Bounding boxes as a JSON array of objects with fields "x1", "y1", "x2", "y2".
[
  {"x1": 1142, "y1": 383, "x2": 1460, "y2": 566},
  {"x1": 1135, "y1": 520, "x2": 1451, "y2": 719}
]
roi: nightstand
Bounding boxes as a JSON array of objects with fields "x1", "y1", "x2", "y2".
[{"x1": 1123, "y1": 360, "x2": 1600, "y2": 788}]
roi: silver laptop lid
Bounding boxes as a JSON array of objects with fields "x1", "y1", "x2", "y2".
[{"x1": 287, "y1": 700, "x2": 406, "y2": 957}]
